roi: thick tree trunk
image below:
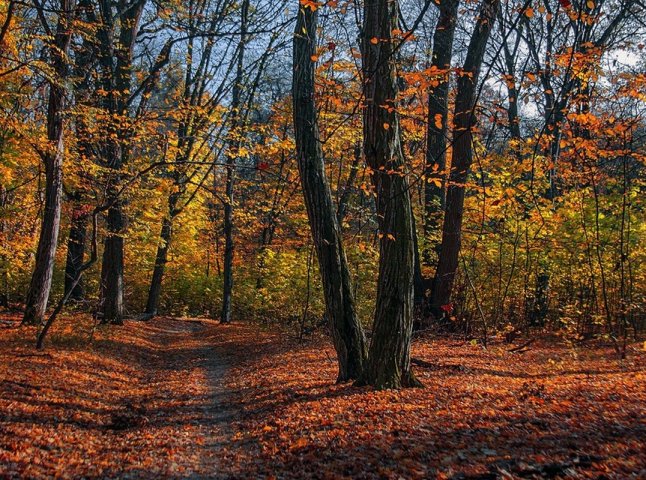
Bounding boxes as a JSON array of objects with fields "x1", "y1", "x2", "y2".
[
  {"x1": 23, "y1": 140, "x2": 63, "y2": 324},
  {"x1": 292, "y1": 4, "x2": 367, "y2": 382},
  {"x1": 359, "y1": 0, "x2": 420, "y2": 389},
  {"x1": 100, "y1": 192, "x2": 125, "y2": 324},
  {"x1": 430, "y1": 0, "x2": 500, "y2": 315},
  {"x1": 64, "y1": 202, "x2": 88, "y2": 302},
  {"x1": 423, "y1": 0, "x2": 459, "y2": 265},
  {"x1": 22, "y1": 2, "x2": 74, "y2": 324}
]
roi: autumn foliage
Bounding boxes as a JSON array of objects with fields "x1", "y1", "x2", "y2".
[{"x1": 1, "y1": 0, "x2": 646, "y2": 476}]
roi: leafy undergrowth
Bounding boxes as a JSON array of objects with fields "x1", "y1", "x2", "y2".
[{"x1": 1, "y1": 313, "x2": 644, "y2": 479}]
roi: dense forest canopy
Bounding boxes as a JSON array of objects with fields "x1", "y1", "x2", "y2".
[{"x1": 1, "y1": 0, "x2": 645, "y2": 374}]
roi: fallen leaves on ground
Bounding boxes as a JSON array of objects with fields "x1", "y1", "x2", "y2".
[
  {"x1": 1, "y1": 314, "x2": 644, "y2": 479},
  {"x1": 0, "y1": 314, "x2": 238, "y2": 478},
  {"x1": 223, "y1": 328, "x2": 645, "y2": 479}
]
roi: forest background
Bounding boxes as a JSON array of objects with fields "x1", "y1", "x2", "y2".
[{"x1": 0, "y1": 0, "x2": 644, "y2": 354}]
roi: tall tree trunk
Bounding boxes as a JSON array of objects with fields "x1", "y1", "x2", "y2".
[
  {"x1": 97, "y1": 0, "x2": 145, "y2": 324},
  {"x1": 22, "y1": 0, "x2": 75, "y2": 325},
  {"x1": 430, "y1": 0, "x2": 500, "y2": 316},
  {"x1": 0, "y1": 184, "x2": 9, "y2": 308},
  {"x1": 23, "y1": 120, "x2": 64, "y2": 325},
  {"x1": 423, "y1": 0, "x2": 459, "y2": 265},
  {"x1": 221, "y1": 169, "x2": 234, "y2": 324},
  {"x1": 292, "y1": 4, "x2": 367, "y2": 382},
  {"x1": 358, "y1": 0, "x2": 420, "y2": 389},
  {"x1": 220, "y1": 0, "x2": 249, "y2": 324},
  {"x1": 144, "y1": 192, "x2": 179, "y2": 316},
  {"x1": 64, "y1": 200, "x2": 88, "y2": 301}
]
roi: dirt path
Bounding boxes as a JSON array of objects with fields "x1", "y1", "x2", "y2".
[
  {"x1": 3, "y1": 314, "x2": 644, "y2": 479},
  {"x1": 133, "y1": 318, "x2": 236, "y2": 477},
  {"x1": 0, "y1": 315, "x2": 242, "y2": 479}
]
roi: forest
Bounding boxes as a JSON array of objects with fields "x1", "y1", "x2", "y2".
[{"x1": 0, "y1": 0, "x2": 645, "y2": 478}]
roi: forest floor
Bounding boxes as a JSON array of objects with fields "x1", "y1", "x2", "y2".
[{"x1": 0, "y1": 314, "x2": 644, "y2": 479}]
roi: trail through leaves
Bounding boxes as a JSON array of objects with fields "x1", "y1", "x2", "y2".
[
  {"x1": 0, "y1": 316, "x2": 237, "y2": 478},
  {"x1": 1, "y1": 315, "x2": 644, "y2": 479}
]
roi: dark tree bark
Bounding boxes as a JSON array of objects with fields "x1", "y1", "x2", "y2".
[
  {"x1": 64, "y1": 198, "x2": 88, "y2": 301},
  {"x1": 336, "y1": 143, "x2": 361, "y2": 226},
  {"x1": 358, "y1": 0, "x2": 420, "y2": 389},
  {"x1": 292, "y1": 4, "x2": 367, "y2": 382},
  {"x1": 0, "y1": 184, "x2": 9, "y2": 308},
  {"x1": 499, "y1": 13, "x2": 522, "y2": 144},
  {"x1": 430, "y1": 0, "x2": 500, "y2": 315},
  {"x1": 221, "y1": 170, "x2": 234, "y2": 324},
  {"x1": 96, "y1": 0, "x2": 146, "y2": 324},
  {"x1": 423, "y1": 0, "x2": 459, "y2": 264},
  {"x1": 22, "y1": 0, "x2": 76, "y2": 325},
  {"x1": 144, "y1": 192, "x2": 179, "y2": 316},
  {"x1": 220, "y1": 0, "x2": 249, "y2": 324},
  {"x1": 100, "y1": 193, "x2": 125, "y2": 323}
]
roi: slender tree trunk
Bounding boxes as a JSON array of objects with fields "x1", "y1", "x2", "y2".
[
  {"x1": 423, "y1": 0, "x2": 459, "y2": 264},
  {"x1": 221, "y1": 169, "x2": 234, "y2": 323},
  {"x1": 412, "y1": 213, "x2": 428, "y2": 315},
  {"x1": 358, "y1": 0, "x2": 420, "y2": 389},
  {"x1": 336, "y1": 143, "x2": 361, "y2": 226},
  {"x1": 64, "y1": 201, "x2": 88, "y2": 301},
  {"x1": 292, "y1": 4, "x2": 367, "y2": 382},
  {"x1": 144, "y1": 192, "x2": 179, "y2": 316},
  {"x1": 22, "y1": 1, "x2": 75, "y2": 325},
  {"x1": 220, "y1": 0, "x2": 249, "y2": 324},
  {"x1": 430, "y1": 0, "x2": 500, "y2": 316},
  {"x1": 0, "y1": 184, "x2": 9, "y2": 308}
]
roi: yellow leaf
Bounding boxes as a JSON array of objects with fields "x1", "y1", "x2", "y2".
[
  {"x1": 370, "y1": 37, "x2": 379, "y2": 45},
  {"x1": 383, "y1": 122, "x2": 390, "y2": 130}
]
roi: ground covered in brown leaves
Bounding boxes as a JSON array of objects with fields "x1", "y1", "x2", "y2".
[{"x1": 1, "y1": 314, "x2": 644, "y2": 479}]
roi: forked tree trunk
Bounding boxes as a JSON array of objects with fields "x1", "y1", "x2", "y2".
[
  {"x1": 292, "y1": 4, "x2": 367, "y2": 382},
  {"x1": 359, "y1": 0, "x2": 420, "y2": 389},
  {"x1": 430, "y1": 0, "x2": 500, "y2": 315},
  {"x1": 22, "y1": 0, "x2": 75, "y2": 325}
]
